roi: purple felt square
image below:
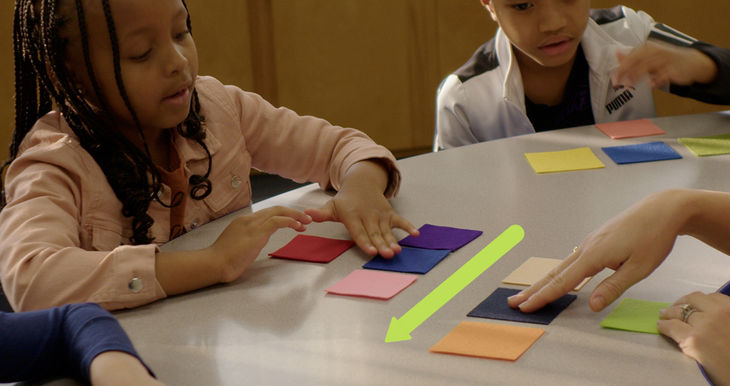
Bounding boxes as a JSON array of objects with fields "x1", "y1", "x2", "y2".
[{"x1": 398, "y1": 224, "x2": 482, "y2": 251}]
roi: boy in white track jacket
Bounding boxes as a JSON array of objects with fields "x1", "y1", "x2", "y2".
[{"x1": 436, "y1": 3, "x2": 730, "y2": 149}]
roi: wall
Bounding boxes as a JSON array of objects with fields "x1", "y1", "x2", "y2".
[{"x1": 1, "y1": 1, "x2": 729, "y2": 161}]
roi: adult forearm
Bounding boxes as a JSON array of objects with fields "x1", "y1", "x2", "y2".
[{"x1": 675, "y1": 189, "x2": 730, "y2": 256}]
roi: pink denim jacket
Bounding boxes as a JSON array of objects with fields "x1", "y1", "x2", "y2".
[{"x1": 0, "y1": 76, "x2": 400, "y2": 311}]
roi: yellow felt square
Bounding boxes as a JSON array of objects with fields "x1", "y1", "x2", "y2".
[{"x1": 525, "y1": 147, "x2": 605, "y2": 174}]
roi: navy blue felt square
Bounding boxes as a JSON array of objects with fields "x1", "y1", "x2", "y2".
[
  {"x1": 363, "y1": 247, "x2": 451, "y2": 274},
  {"x1": 601, "y1": 141, "x2": 681, "y2": 165},
  {"x1": 467, "y1": 287, "x2": 576, "y2": 325}
]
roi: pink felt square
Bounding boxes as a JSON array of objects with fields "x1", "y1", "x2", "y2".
[
  {"x1": 269, "y1": 235, "x2": 354, "y2": 263},
  {"x1": 595, "y1": 118, "x2": 665, "y2": 139},
  {"x1": 325, "y1": 269, "x2": 417, "y2": 300}
]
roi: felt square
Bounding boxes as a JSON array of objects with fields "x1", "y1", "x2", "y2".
[
  {"x1": 467, "y1": 287, "x2": 577, "y2": 325},
  {"x1": 678, "y1": 133, "x2": 730, "y2": 157},
  {"x1": 601, "y1": 141, "x2": 681, "y2": 164},
  {"x1": 398, "y1": 224, "x2": 482, "y2": 251},
  {"x1": 502, "y1": 257, "x2": 591, "y2": 291},
  {"x1": 600, "y1": 298, "x2": 671, "y2": 334},
  {"x1": 269, "y1": 234, "x2": 354, "y2": 263},
  {"x1": 429, "y1": 321, "x2": 544, "y2": 361},
  {"x1": 595, "y1": 118, "x2": 665, "y2": 139},
  {"x1": 525, "y1": 147, "x2": 605, "y2": 174},
  {"x1": 362, "y1": 247, "x2": 451, "y2": 274},
  {"x1": 325, "y1": 269, "x2": 417, "y2": 300}
]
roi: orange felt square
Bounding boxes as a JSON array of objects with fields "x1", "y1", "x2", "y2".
[{"x1": 429, "y1": 321, "x2": 544, "y2": 361}]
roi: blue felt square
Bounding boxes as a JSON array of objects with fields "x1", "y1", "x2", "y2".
[
  {"x1": 467, "y1": 287, "x2": 576, "y2": 325},
  {"x1": 362, "y1": 247, "x2": 451, "y2": 274},
  {"x1": 601, "y1": 141, "x2": 681, "y2": 165}
]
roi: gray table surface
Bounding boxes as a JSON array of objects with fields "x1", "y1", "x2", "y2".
[{"x1": 114, "y1": 112, "x2": 730, "y2": 385}]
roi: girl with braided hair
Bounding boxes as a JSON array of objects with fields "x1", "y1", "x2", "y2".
[{"x1": 0, "y1": 0, "x2": 418, "y2": 311}]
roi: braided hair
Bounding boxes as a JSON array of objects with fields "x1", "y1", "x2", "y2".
[{"x1": 4, "y1": 0, "x2": 212, "y2": 244}]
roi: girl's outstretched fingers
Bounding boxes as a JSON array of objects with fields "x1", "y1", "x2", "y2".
[
  {"x1": 305, "y1": 194, "x2": 418, "y2": 258},
  {"x1": 212, "y1": 206, "x2": 312, "y2": 282}
]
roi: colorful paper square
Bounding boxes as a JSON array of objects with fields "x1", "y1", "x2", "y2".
[
  {"x1": 467, "y1": 287, "x2": 577, "y2": 325},
  {"x1": 600, "y1": 298, "x2": 671, "y2": 334},
  {"x1": 595, "y1": 118, "x2": 665, "y2": 139},
  {"x1": 269, "y1": 234, "x2": 354, "y2": 263},
  {"x1": 398, "y1": 224, "x2": 482, "y2": 251},
  {"x1": 325, "y1": 269, "x2": 417, "y2": 300},
  {"x1": 363, "y1": 247, "x2": 450, "y2": 274},
  {"x1": 502, "y1": 257, "x2": 591, "y2": 291},
  {"x1": 430, "y1": 321, "x2": 544, "y2": 361},
  {"x1": 524, "y1": 147, "x2": 605, "y2": 174},
  {"x1": 678, "y1": 133, "x2": 730, "y2": 157},
  {"x1": 601, "y1": 141, "x2": 681, "y2": 164}
]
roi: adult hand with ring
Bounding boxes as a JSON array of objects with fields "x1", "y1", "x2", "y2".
[
  {"x1": 678, "y1": 303, "x2": 697, "y2": 324},
  {"x1": 658, "y1": 291, "x2": 730, "y2": 386}
]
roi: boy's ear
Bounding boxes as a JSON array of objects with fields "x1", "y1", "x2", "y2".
[{"x1": 481, "y1": 0, "x2": 498, "y2": 22}]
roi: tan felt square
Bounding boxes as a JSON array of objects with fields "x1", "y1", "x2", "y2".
[
  {"x1": 430, "y1": 321, "x2": 544, "y2": 361},
  {"x1": 502, "y1": 257, "x2": 591, "y2": 291}
]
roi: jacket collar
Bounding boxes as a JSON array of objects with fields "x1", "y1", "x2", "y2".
[{"x1": 171, "y1": 118, "x2": 223, "y2": 164}]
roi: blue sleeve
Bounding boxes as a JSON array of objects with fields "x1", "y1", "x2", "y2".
[
  {"x1": 669, "y1": 41, "x2": 730, "y2": 105},
  {"x1": 0, "y1": 303, "x2": 152, "y2": 383}
]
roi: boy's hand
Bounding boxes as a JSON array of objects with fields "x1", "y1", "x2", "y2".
[
  {"x1": 612, "y1": 41, "x2": 717, "y2": 89},
  {"x1": 305, "y1": 161, "x2": 418, "y2": 258}
]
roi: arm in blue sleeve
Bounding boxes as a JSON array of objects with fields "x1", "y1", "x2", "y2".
[
  {"x1": 0, "y1": 303, "x2": 153, "y2": 383},
  {"x1": 670, "y1": 41, "x2": 730, "y2": 105}
]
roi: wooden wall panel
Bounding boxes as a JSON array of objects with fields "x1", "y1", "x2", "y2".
[
  {"x1": 435, "y1": 0, "x2": 496, "y2": 82},
  {"x1": 269, "y1": 0, "x2": 418, "y2": 152},
  {"x1": 185, "y1": 1, "x2": 254, "y2": 92}
]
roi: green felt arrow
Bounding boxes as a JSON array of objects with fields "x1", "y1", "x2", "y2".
[{"x1": 385, "y1": 224, "x2": 525, "y2": 343}]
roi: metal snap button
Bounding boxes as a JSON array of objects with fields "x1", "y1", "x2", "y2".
[
  {"x1": 231, "y1": 175, "x2": 242, "y2": 189},
  {"x1": 128, "y1": 277, "x2": 143, "y2": 293}
]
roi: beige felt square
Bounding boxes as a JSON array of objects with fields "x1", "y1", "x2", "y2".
[
  {"x1": 430, "y1": 321, "x2": 544, "y2": 361},
  {"x1": 502, "y1": 257, "x2": 591, "y2": 291}
]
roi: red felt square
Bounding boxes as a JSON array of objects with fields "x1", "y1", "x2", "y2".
[{"x1": 269, "y1": 235, "x2": 355, "y2": 263}]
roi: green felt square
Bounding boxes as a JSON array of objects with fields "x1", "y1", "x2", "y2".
[
  {"x1": 600, "y1": 298, "x2": 671, "y2": 334},
  {"x1": 678, "y1": 133, "x2": 730, "y2": 157}
]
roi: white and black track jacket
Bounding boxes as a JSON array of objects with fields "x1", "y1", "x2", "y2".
[{"x1": 436, "y1": 5, "x2": 730, "y2": 149}]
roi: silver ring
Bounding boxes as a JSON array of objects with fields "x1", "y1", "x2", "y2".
[
  {"x1": 572, "y1": 245, "x2": 579, "y2": 254},
  {"x1": 679, "y1": 303, "x2": 697, "y2": 323}
]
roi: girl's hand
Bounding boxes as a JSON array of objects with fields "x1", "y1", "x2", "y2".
[
  {"x1": 659, "y1": 292, "x2": 730, "y2": 386},
  {"x1": 306, "y1": 188, "x2": 417, "y2": 258},
  {"x1": 89, "y1": 351, "x2": 164, "y2": 386},
  {"x1": 209, "y1": 206, "x2": 311, "y2": 283},
  {"x1": 508, "y1": 190, "x2": 688, "y2": 313},
  {"x1": 305, "y1": 160, "x2": 418, "y2": 258},
  {"x1": 612, "y1": 41, "x2": 718, "y2": 89}
]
